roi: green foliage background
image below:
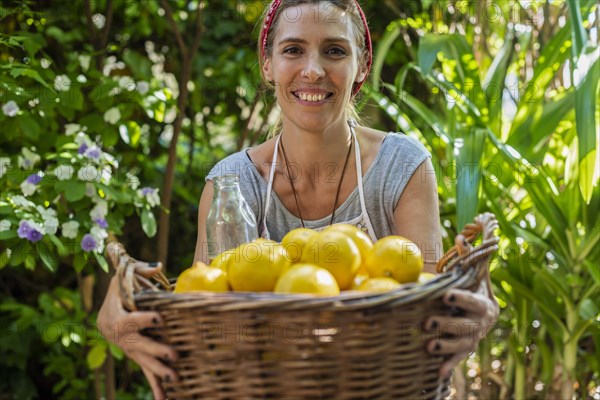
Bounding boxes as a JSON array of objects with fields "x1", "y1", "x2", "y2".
[{"x1": 0, "y1": 0, "x2": 598, "y2": 399}]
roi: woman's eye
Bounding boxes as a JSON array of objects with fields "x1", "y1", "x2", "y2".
[
  {"x1": 327, "y1": 47, "x2": 346, "y2": 56},
  {"x1": 283, "y1": 47, "x2": 301, "y2": 55}
]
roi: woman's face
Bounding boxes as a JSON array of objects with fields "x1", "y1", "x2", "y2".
[{"x1": 262, "y1": 2, "x2": 366, "y2": 133}]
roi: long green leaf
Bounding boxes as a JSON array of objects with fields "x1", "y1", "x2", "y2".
[
  {"x1": 574, "y1": 55, "x2": 599, "y2": 203},
  {"x1": 372, "y1": 20, "x2": 402, "y2": 92},
  {"x1": 455, "y1": 127, "x2": 486, "y2": 229},
  {"x1": 566, "y1": 0, "x2": 588, "y2": 58}
]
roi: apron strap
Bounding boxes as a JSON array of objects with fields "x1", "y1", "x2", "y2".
[
  {"x1": 262, "y1": 135, "x2": 280, "y2": 240},
  {"x1": 349, "y1": 120, "x2": 378, "y2": 242}
]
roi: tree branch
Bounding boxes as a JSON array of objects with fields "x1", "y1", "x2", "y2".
[
  {"x1": 161, "y1": 0, "x2": 188, "y2": 58},
  {"x1": 100, "y1": 0, "x2": 115, "y2": 50},
  {"x1": 157, "y1": 5, "x2": 204, "y2": 267}
]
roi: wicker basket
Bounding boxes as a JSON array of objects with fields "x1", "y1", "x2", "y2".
[{"x1": 108, "y1": 213, "x2": 499, "y2": 400}]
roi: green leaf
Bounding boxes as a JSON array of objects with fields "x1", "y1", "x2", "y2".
[
  {"x1": 25, "y1": 254, "x2": 36, "y2": 270},
  {"x1": 107, "y1": 342, "x2": 124, "y2": 360},
  {"x1": 141, "y1": 209, "x2": 157, "y2": 237},
  {"x1": 575, "y1": 55, "x2": 599, "y2": 203},
  {"x1": 18, "y1": 115, "x2": 40, "y2": 140},
  {"x1": 56, "y1": 181, "x2": 86, "y2": 202},
  {"x1": 73, "y1": 251, "x2": 87, "y2": 273},
  {"x1": 122, "y1": 49, "x2": 152, "y2": 78},
  {"x1": 0, "y1": 205, "x2": 12, "y2": 214},
  {"x1": 0, "y1": 230, "x2": 17, "y2": 240},
  {"x1": 0, "y1": 248, "x2": 9, "y2": 270},
  {"x1": 456, "y1": 127, "x2": 486, "y2": 229},
  {"x1": 567, "y1": 0, "x2": 588, "y2": 58},
  {"x1": 87, "y1": 341, "x2": 107, "y2": 370},
  {"x1": 94, "y1": 252, "x2": 109, "y2": 273},
  {"x1": 48, "y1": 235, "x2": 69, "y2": 257},
  {"x1": 579, "y1": 298, "x2": 600, "y2": 320},
  {"x1": 372, "y1": 20, "x2": 402, "y2": 91},
  {"x1": 37, "y1": 241, "x2": 58, "y2": 272}
]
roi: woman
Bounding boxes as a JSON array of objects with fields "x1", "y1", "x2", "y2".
[{"x1": 98, "y1": 1, "x2": 499, "y2": 398}]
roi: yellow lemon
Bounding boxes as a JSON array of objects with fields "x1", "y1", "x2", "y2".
[
  {"x1": 299, "y1": 230, "x2": 361, "y2": 290},
  {"x1": 365, "y1": 236, "x2": 423, "y2": 283},
  {"x1": 274, "y1": 264, "x2": 340, "y2": 296},
  {"x1": 418, "y1": 272, "x2": 437, "y2": 283},
  {"x1": 281, "y1": 228, "x2": 316, "y2": 263},
  {"x1": 357, "y1": 277, "x2": 401, "y2": 293},
  {"x1": 325, "y1": 223, "x2": 373, "y2": 275},
  {"x1": 210, "y1": 249, "x2": 236, "y2": 272},
  {"x1": 228, "y1": 240, "x2": 290, "y2": 292},
  {"x1": 351, "y1": 273, "x2": 370, "y2": 290},
  {"x1": 174, "y1": 263, "x2": 229, "y2": 293}
]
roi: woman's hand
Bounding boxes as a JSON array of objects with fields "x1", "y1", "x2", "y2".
[
  {"x1": 97, "y1": 258, "x2": 178, "y2": 400},
  {"x1": 426, "y1": 234, "x2": 500, "y2": 378}
]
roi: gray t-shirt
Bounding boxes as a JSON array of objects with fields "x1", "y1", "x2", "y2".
[{"x1": 206, "y1": 133, "x2": 430, "y2": 242}]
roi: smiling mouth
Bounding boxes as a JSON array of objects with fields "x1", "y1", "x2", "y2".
[{"x1": 292, "y1": 91, "x2": 334, "y2": 102}]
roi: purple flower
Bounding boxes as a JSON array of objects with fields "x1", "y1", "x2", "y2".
[
  {"x1": 85, "y1": 147, "x2": 101, "y2": 161},
  {"x1": 78, "y1": 143, "x2": 88, "y2": 155},
  {"x1": 27, "y1": 229, "x2": 43, "y2": 242},
  {"x1": 94, "y1": 218, "x2": 108, "y2": 229},
  {"x1": 26, "y1": 173, "x2": 42, "y2": 185},
  {"x1": 81, "y1": 233, "x2": 97, "y2": 252},
  {"x1": 17, "y1": 220, "x2": 43, "y2": 242},
  {"x1": 17, "y1": 220, "x2": 31, "y2": 239},
  {"x1": 141, "y1": 187, "x2": 155, "y2": 196}
]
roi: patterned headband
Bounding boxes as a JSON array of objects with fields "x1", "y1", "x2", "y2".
[{"x1": 259, "y1": 0, "x2": 372, "y2": 96}]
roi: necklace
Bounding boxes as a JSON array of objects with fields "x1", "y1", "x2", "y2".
[{"x1": 279, "y1": 135, "x2": 353, "y2": 228}]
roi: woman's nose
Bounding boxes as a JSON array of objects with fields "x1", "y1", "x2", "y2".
[{"x1": 302, "y1": 54, "x2": 325, "y2": 81}]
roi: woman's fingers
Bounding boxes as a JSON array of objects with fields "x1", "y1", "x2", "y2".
[
  {"x1": 135, "y1": 351, "x2": 178, "y2": 384},
  {"x1": 443, "y1": 289, "x2": 492, "y2": 315},
  {"x1": 141, "y1": 365, "x2": 166, "y2": 400},
  {"x1": 119, "y1": 332, "x2": 178, "y2": 362},
  {"x1": 133, "y1": 261, "x2": 163, "y2": 278},
  {"x1": 424, "y1": 315, "x2": 487, "y2": 340},
  {"x1": 439, "y1": 352, "x2": 468, "y2": 379},
  {"x1": 427, "y1": 335, "x2": 477, "y2": 355}
]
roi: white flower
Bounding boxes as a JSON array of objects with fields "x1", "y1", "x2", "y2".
[
  {"x1": 85, "y1": 183, "x2": 97, "y2": 198},
  {"x1": 136, "y1": 81, "x2": 150, "y2": 95},
  {"x1": 92, "y1": 13, "x2": 106, "y2": 29},
  {"x1": 137, "y1": 187, "x2": 160, "y2": 208},
  {"x1": 0, "y1": 157, "x2": 10, "y2": 179},
  {"x1": 90, "y1": 200, "x2": 108, "y2": 220},
  {"x1": 91, "y1": 226, "x2": 108, "y2": 241},
  {"x1": 103, "y1": 107, "x2": 121, "y2": 125},
  {"x1": 2, "y1": 100, "x2": 19, "y2": 117},
  {"x1": 54, "y1": 75, "x2": 71, "y2": 92},
  {"x1": 36, "y1": 205, "x2": 57, "y2": 220},
  {"x1": 18, "y1": 147, "x2": 41, "y2": 168},
  {"x1": 43, "y1": 217, "x2": 59, "y2": 235},
  {"x1": 54, "y1": 165, "x2": 74, "y2": 180},
  {"x1": 10, "y1": 195, "x2": 35, "y2": 208},
  {"x1": 74, "y1": 132, "x2": 92, "y2": 146},
  {"x1": 0, "y1": 220, "x2": 11, "y2": 232},
  {"x1": 20, "y1": 181, "x2": 38, "y2": 196},
  {"x1": 78, "y1": 55, "x2": 91, "y2": 71},
  {"x1": 61, "y1": 220, "x2": 79, "y2": 239},
  {"x1": 77, "y1": 165, "x2": 100, "y2": 181},
  {"x1": 127, "y1": 171, "x2": 140, "y2": 190},
  {"x1": 119, "y1": 76, "x2": 135, "y2": 92},
  {"x1": 64, "y1": 123, "x2": 81, "y2": 136}
]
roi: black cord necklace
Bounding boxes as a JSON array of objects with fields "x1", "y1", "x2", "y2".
[{"x1": 279, "y1": 135, "x2": 353, "y2": 228}]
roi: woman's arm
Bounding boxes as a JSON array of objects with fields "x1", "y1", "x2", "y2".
[
  {"x1": 392, "y1": 157, "x2": 443, "y2": 273},
  {"x1": 193, "y1": 181, "x2": 214, "y2": 264}
]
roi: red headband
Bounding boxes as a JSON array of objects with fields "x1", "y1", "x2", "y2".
[{"x1": 259, "y1": 0, "x2": 372, "y2": 96}]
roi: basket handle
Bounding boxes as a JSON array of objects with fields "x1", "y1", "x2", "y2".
[
  {"x1": 105, "y1": 241, "x2": 170, "y2": 311},
  {"x1": 435, "y1": 212, "x2": 499, "y2": 285}
]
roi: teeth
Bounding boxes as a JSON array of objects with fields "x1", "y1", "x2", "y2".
[{"x1": 297, "y1": 93, "x2": 326, "y2": 102}]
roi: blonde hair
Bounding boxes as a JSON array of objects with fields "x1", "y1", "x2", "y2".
[{"x1": 257, "y1": 0, "x2": 369, "y2": 138}]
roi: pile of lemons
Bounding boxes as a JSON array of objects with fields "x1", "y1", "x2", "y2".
[{"x1": 174, "y1": 224, "x2": 436, "y2": 296}]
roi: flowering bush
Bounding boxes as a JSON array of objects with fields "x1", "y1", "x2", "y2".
[{"x1": 0, "y1": 131, "x2": 160, "y2": 273}]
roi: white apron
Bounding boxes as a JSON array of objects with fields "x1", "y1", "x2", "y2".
[{"x1": 261, "y1": 121, "x2": 378, "y2": 242}]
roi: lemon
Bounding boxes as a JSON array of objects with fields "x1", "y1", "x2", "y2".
[
  {"x1": 274, "y1": 264, "x2": 340, "y2": 296},
  {"x1": 351, "y1": 273, "x2": 370, "y2": 290},
  {"x1": 210, "y1": 249, "x2": 236, "y2": 272},
  {"x1": 325, "y1": 224, "x2": 373, "y2": 275},
  {"x1": 174, "y1": 263, "x2": 229, "y2": 293},
  {"x1": 365, "y1": 236, "x2": 423, "y2": 283},
  {"x1": 281, "y1": 227, "x2": 316, "y2": 263},
  {"x1": 418, "y1": 272, "x2": 436, "y2": 283},
  {"x1": 299, "y1": 230, "x2": 361, "y2": 290},
  {"x1": 357, "y1": 277, "x2": 401, "y2": 293},
  {"x1": 228, "y1": 240, "x2": 291, "y2": 292}
]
